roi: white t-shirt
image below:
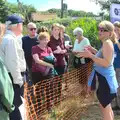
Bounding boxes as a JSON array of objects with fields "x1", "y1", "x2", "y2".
[{"x1": 73, "y1": 37, "x2": 90, "y2": 57}]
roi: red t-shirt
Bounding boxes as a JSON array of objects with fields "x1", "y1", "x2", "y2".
[
  {"x1": 32, "y1": 45, "x2": 52, "y2": 72},
  {"x1": 48, "y1": 36, "x2": 66, "y2": 67}
]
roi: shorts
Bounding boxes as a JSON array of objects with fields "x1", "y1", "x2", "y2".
[{"x1": 96, "y1": 72, "x2": 116, "y2": 108}]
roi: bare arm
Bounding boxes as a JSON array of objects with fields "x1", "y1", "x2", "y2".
[
  {"x1": 79, "y1": 40, "x2": 113, "y2": 67},
  {"x1": 33, "y1": 54, "x2": 54, "y2": 68},
  {"x1": 91, "y1": 40, "x2": 113, "y2": 67},
  {"x1": 85, "y1": 45, "x2": 98, "y2": 54}
]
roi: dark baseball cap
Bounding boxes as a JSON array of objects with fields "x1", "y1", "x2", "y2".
[{"x1": 6, "y1": 14, "x2": 23, "y2": 25}]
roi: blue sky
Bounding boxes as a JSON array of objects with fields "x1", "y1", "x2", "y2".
[{"x1": 7, "y1": 0, "x2": 101, "y2": 14}]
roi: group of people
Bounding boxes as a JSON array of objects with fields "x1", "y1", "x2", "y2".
[{"x1": 0, "y1": 13, "x2": 120, "y2": 120}]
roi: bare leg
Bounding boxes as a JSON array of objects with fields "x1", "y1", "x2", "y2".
[{"x1": 99, "y1": 103, "x2": 114, "y2": 120}]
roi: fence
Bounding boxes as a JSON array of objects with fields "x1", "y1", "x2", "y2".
[{"x1": 24, "y1": 61, "x2": 93, "y2": 120}]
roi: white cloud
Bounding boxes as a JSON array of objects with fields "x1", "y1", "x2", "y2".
[
  {"x1": 38, "y1": 0, "x2": 101, "y2": 14},
  {"x1": 65, "y1": 0, "x2": 101, "y2": 14}
]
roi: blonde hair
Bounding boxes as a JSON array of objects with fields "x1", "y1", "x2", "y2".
[
  {"x1": 51, "y1": 23, "x2": 60, "y2": 30},
  {"x1": 99, "y1": 20, "x2": 117, "y2": 43},
  {"x1": 0, "y1": 23, "x2": 5, "y2": 43},
  {"x1": 59, "y1": 24, "x2": 65, "y2": 31},
  {"x1": 37, "y1": 32, "x2": 50, "y2": 41}
]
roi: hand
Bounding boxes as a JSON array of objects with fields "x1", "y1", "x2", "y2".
[
  {"x1": 66, "y1": 45, "x2": 73, "y2": 49},
  {"x1": 54, "y1": 49, "x2": 61, "y2": 54},
  {"x1": 57, "y1": 46, "x2": 62, "y2": 51},
  {"x1": 84, "y1": 45, "x2": 97, "y2": 54},
  {"x1": 72, "y1": 51, "x2": 79, "y2": 55},
  {"x1": 78, "y1": 49, "x2": 93, "y2": 58},
  {"x1": 60, "y1": 50, "x2": 67, "y2": 54}
]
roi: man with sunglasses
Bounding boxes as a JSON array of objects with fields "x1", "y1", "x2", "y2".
[{"x1": 22, "y1": 22, "x2": 38, "y2": 76}]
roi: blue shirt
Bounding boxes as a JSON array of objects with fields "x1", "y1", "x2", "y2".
[
  {"x1": 88, "y1": 49, "x2": 118, "y2": 93},
  {"x1": 114, "y1": 39, "x2": 120, "y2": 68}
]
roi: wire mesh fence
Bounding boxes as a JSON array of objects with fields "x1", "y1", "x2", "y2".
[{"x1": 24, "y1": 61, "x2": 93, "y2": 120}]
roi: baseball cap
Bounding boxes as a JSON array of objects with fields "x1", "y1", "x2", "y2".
[{"x1": 6, "y1": 14, "x2": 23, "y2": 25}]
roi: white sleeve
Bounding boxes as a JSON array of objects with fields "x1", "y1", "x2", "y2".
[
  {"x1": 4, "y1": 38, "x2": 23, "y2": 87},
  {"x1": 83, "y1": 38, "x2": 91, "y2": 47}
]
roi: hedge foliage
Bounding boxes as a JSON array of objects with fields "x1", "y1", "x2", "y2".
[
  {"x1": 23, "y1": 17, "x2": 101, "y2": 49},
  {"x1": 36, "y1": 17, "x2": 72, "y2": 30},
  {"x1": 66, "y1": 18, "x2": 101, "y2": 49}
]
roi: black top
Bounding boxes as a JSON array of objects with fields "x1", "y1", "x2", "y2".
[{"x1": 22, "y1": 35, "x2": 38, "y2": 69}]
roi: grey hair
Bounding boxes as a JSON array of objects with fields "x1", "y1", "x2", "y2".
[
  {"x1": 113, "y1": 21, "x2": 120, "y2": 28},
  {"x1": 27, "y1": 22, "x2": 36, "y2": 28},
  {"x1": 73, "y1": 27, "x2": 83, "y2": 36},
  {"x1": 5, "y1": 20, "x2": 19, "y2": 30}
]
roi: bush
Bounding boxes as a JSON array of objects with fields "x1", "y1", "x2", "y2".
[
  {"x1": 66, "y1": 18, "x2": 101, "y2": 49},
  {"x1": 36, "y1": 17, "x2": 72, "y2": 31}
]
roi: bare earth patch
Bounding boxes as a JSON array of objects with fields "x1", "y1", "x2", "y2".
[{"x1": 80, "y1": 103, "x2": 120, "y2": 120}]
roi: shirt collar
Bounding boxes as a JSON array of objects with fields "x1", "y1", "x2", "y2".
[{"x1": 6, "y1": 30, "x2": 16, "y2": 38}]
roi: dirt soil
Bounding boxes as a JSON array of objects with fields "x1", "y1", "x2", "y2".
[{"x1": 80, "y1": 103, "x2": 120, "y2": 120}]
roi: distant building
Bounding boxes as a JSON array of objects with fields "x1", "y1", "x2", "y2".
[{"x1": 31, "y1": 12, "x2": 57, "y2": 22}]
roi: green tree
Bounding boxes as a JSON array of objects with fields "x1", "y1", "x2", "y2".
[
  {"x1": 0, "y1": 0, "x2": 9, "y2": 22},
  {"x1": 7, "y1": 3, "x2": 20, "y2": 14},
  {"x1": 47, "y1": 9, "x2": 96, "y2": 18},
  {"x1": 96, "y1": 0, "x2": 120, "y2": 11},
  {"x1": 21, "y1": 4, "x2": 36, "y2": 23},
  {"x1": 48, "y1": 8, "x2": 61, "y2": 17},
  {"x1": 7, "y1": 2, "x2": 36, "y2": 23}
]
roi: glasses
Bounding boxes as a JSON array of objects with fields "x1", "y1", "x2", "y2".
[
  {"x1": 98, "y1": 27, "x2": 109, "y2": 32},
  {"x1": 29, "y1": 28, "x2": 36, "y2": 31}
]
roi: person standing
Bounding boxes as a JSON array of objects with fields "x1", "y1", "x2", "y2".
[
  {"x1": 0, "y1": 14, "x2": 26, "y2": 120},
  {"x1": 0, "y1": 23, "x2": 14, "y2": 120},
  {"x1": 22, "y1": 22, "x2": 38, "y2": 71},
  {"x1": 32, "y1": 32, "x2": 57, "y2": 111},
  {"x1": 79, "y1": 21, "x2": 118, "y2": 120},
  {"x1": 72, "y1": 27, "x2": 91, "y2": 68},
  {"x1": 32, "y1": 32, "x2": 56, "y2": 84},
  {"x1": 72, "y1": 27, "x2": 91, "y2": 93},
  {"x1": 59, "y1": 24, "x2": 72, "y2": 49},
  {"x1": 59, "y1": 25, "x2": 72, "y2": 68},
  {"x1": 112, "y1": 21, "x2": 120, "y2": 111},
  {"x1": 48, "y1": 23, "x2": 67, "y2": 75}
]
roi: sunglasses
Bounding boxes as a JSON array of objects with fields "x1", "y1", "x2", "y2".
[
  {"x1": 29, "y1": 28, "x2": 36, "y2": 31},
  {"x1": 98, "y1": 27, "x2": 109, "y2": 32}
]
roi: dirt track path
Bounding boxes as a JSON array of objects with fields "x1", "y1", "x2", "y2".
[{"x1": 80, "y1": 103, "x2": 120, "y2": 120}]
